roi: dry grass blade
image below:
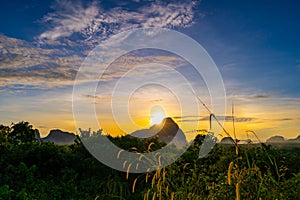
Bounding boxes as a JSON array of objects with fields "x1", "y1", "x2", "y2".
[
  {"x1": 117, "y1": 149, "x2": 124, "y2": 159},
  {"x1": 148, "y1": 142, "x2": 155, "y2": 151},
  {"x1": 144, "y1": 189, "x2": 151, "y2": 200},
  {"x1": 246, "y1": 130, "x2": 262, "y2": 143},
  {"x1": 139, "y1": 154, "x2": 145, "y2": 161},
  {"x1": 228, "y1": 161, "x2": 234, "y2": 185},
  {"x1": 146, "y1": 173, "x2": 149, "y2": 183},
  {"x1": 166, "y1": 185, "x2": 169, "y2": 194},
  {"x1": 155, "y1": 152, "x2": 160, "y2": 157},
  {"x1": 151, "y1": 173, "x2": 156, "y2": 188},
  {"x1": 132, "y1": 178, "x2": 138, "y2": 193},
  {"x1": 152, "y1": 192, "x2": 156, "y2": 200},
  {"x1": 162, "y1": 169, "x2": 167, "y2": 182},
  {"x1": 235, "y1": 182, "x2": 240, "y2": 200},
  {"x1": 131, "y1": 147, "x2": 138, "y2": 151},
  {"x1": 171, "y1": 192, "x2": 175, "y2": 200},
  {"x1": 210, "y1": 113, "x2": 239, "y2": 149},
  {"x1": 126, "y1": 163, "x2": 132, "y2": 180},
  {"x1": 158, "y1": 155, "x2": 161, "y2": 166},
  {"x1": 123, "y1": 160, "x2": 127, "y2": 169},
  {"x1": 232, "y1": 101, "x2": 236, "y2": 140},
  {"x1": 183, "y1": 163, "x2": 190, "y2": 169}
]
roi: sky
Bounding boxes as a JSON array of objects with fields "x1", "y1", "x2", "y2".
[{"x1": 0, "y1": 0, "x2": 299, "y2": 141}]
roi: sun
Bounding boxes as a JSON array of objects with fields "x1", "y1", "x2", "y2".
[
  {"x1": 150, "y1": 105, "x2": 166, "y2": 126},
  {"x1": 150, "y1": 112, "x2": 165, "y2": 125}
]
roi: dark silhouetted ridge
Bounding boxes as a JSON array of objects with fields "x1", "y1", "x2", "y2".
[
  {"x1": 37, "y1": 129, "x2": 76, "y2": 145},
  {"x1": 131, "y1": 117, "x2": 187, "y2": 147}
]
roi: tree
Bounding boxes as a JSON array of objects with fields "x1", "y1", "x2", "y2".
[
  {"x1": 9, "y1": 121, "x2": 38, "y2": 145},
  {"x1": 0, "y1": 125, "x2": 11, "y2": 147}
]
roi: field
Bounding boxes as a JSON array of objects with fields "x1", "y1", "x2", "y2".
[{"x1": 1, "y1": 123, "x2": 300, "y2": 200}]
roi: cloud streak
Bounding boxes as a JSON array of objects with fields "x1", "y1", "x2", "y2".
[
  {"x1": 39, "y1": 0, "x2": 198, "y2": 42},
  {"x1": 0, "y1": 34, "x2": 84, "y2": 91},
  {"x1": 174, "y1": 115, "x2": 256, "y2": 123},
  {"x1": 0, "y1": 34, "x2": 193, "y2": 91},
  {"x1": 0, "y1": 0, "x2": 199, "y2": 91},
  {"x1": 250, "y1": 94, "x2": 272, "y2": 99}
]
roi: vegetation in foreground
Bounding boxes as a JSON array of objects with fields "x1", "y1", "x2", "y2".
[{"x1": 0, "y1": 122, "x2": 300, "y2": 199}]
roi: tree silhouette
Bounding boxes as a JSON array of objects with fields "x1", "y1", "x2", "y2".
[
  {"x1": 0, "y1": 125, "x2": 11, "y2": 147},
  {"x1": 9, "y1": 121, "x2": 38, "y2": 145}
]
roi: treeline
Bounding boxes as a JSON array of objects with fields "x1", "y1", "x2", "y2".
[{"x1": 0, "y1": 122, "x2": 299, "y2": 199}]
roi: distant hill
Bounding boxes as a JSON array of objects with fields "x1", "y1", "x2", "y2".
[
  {"x1": 37, "y1": 129, "x2": 76, "y2": 145},
  {"x1": 131, "y1": 117, "x2": 188, "y2": 147},
  {"x1": 220, "y1": 137, "x2": 235, "y2": 144},
  {"x1": 287, "y1": 135, "x2": 300, "y2": 143},
  {"x1": 220, "y1": 137, "x2": 252, "y2": 144},
  {"x1": 266, "y1": 136, "x2": 285, "y2": 143},
  {"x1": 265, "y1": 135, "x2": 300, "y2": 143}
]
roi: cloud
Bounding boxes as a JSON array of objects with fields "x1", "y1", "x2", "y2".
[
  {"x1": 149, "y1": 99, "x2": 163, "y2": 103},
  {"x1": 279, "y1": 118, "x2": 293, "y2": 121},
  {"x1": 203, "y1": 115, "x2": 255, "y2": 122},
  {"x1": 0, "y1": 35, "x2": 84, "y2": 91},
  {"x1": 39, "y1": 0, "x2": 100, "y2": 40},
  {"x1": 250, "y1": 94, "x2": 272, "y2": 99},
  {"x1": 82, "y1": 94, "x2": 112, "y2": 100},
  {"x1": 173, "y1": 115, "x2": 200, "y2": 120},
  {"x1": 173, "y1": 115, "x2": 256, "y2": 123},
  {"x1": 0, "y1": 34, "x2": 193, "y2": 92},
  {"x1": 39, "y1": 0, "x2": 198, "y2": 42},
  {"x1": 0, "y1": 0, "x2": 198, "y2": 91},
  {"x1": 98, "y1": 53, "x2": 188, "y2": 81}
]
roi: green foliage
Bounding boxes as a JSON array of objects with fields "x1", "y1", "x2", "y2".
[
  {"x1": 0, "y1": 122, "x2": 38, "y2": 146},
  {"x1": 0, "y1": 124, "x2": 299, "y2": 199},
  {"x1": 0, "y1": 185, "x2": 14, "y2": 200}
]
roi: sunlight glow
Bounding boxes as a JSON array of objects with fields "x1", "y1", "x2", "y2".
[
  {"x1": 150, "y1": 105, "x2": 166, "y2": 126},
  {"x1": 150, "y1": 112, "x2": 166, "y2": 125}
]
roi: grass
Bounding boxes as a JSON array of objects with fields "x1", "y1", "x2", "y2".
[
  {"x1": 126, "y1": 137, "x2": 300, "y2": 199},
  {"x1": 1, "y1": 122, "x2": 299, "y2": 199}
]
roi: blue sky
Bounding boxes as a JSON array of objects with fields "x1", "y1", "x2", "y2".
[{"x1": 0, "y1": 0, "x2": 299, "y2": 141}]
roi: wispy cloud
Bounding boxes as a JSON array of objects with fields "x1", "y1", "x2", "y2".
[
  {"x1": 39, "y1": 0, "x2": 198, "y2": 42},
  {"x1": 39, "y1": 0, "x2": 100, "y2": 41},
  {"x1": 0, "y1": 33, "x2": 193, "y2": 91},
  {"x1": 99, "y1": 53, "x2": 188, "y2": 81},
  {"x1": 250, "y1": 94, "x2": 272, "y2": 99},
  {"x1": 278, "y1": 118, "x2": 293, "y2": 121},
  {"x1": 149, "y1": 99, "x2": 163, "y2": 103},
  {"x1": 173, "y1": 115, "x2": 256, "y2": 123},
  {"x1": 1, "y1": 0, "x2": 200, "y2": 91},
  {"x1": 0, "y1": 35, "x2": 83, "y2": 91},
  {"x1": 173, "y1": 115, "x2": 201, "y2": 120}
]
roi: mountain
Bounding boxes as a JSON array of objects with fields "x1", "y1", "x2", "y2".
[
  {"x1": 37, "y1": 129, "x2": 76, "y2": 145},
  {"x1": 287, "y1": 135, "x2": 300, "y2": 143},
  {"x1": 220, "y1": 137, "x2": 252, "y2": 144},
  {"x1": 266, "y1": 136, "x2": 285, "y2": 143},
  {"x1": 220, "y1": 137, "x2": 235, "y2": 144},
  {"x1": 131, "y1": 117, "x2": 188, "y2": 147},
  {"x1": 265, "y1": 135, "x2": 300, "y2": 143}
]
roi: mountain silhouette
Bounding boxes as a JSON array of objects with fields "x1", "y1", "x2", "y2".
[
  {"x1": 130, "y1": 117, "x2": 188, "y2": 147},
  {"x1": 265, "y1": 135, "x2": 300, "y2": 143},
  {"x1": 266, "y1": 135, "x2": 285, "y2": 143},
  {"x1": 287, "y1": 135, "x2": 300, "y2": 143},
  {"x1": 37, "y1": 129, "x2": 76, "y2": 145},
  {"x1": 220, "y1": 137, "x2": 252, "y2": 144},
  {"x1": 220, "y1": 137, "x2": 235, "y2": 144}
]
